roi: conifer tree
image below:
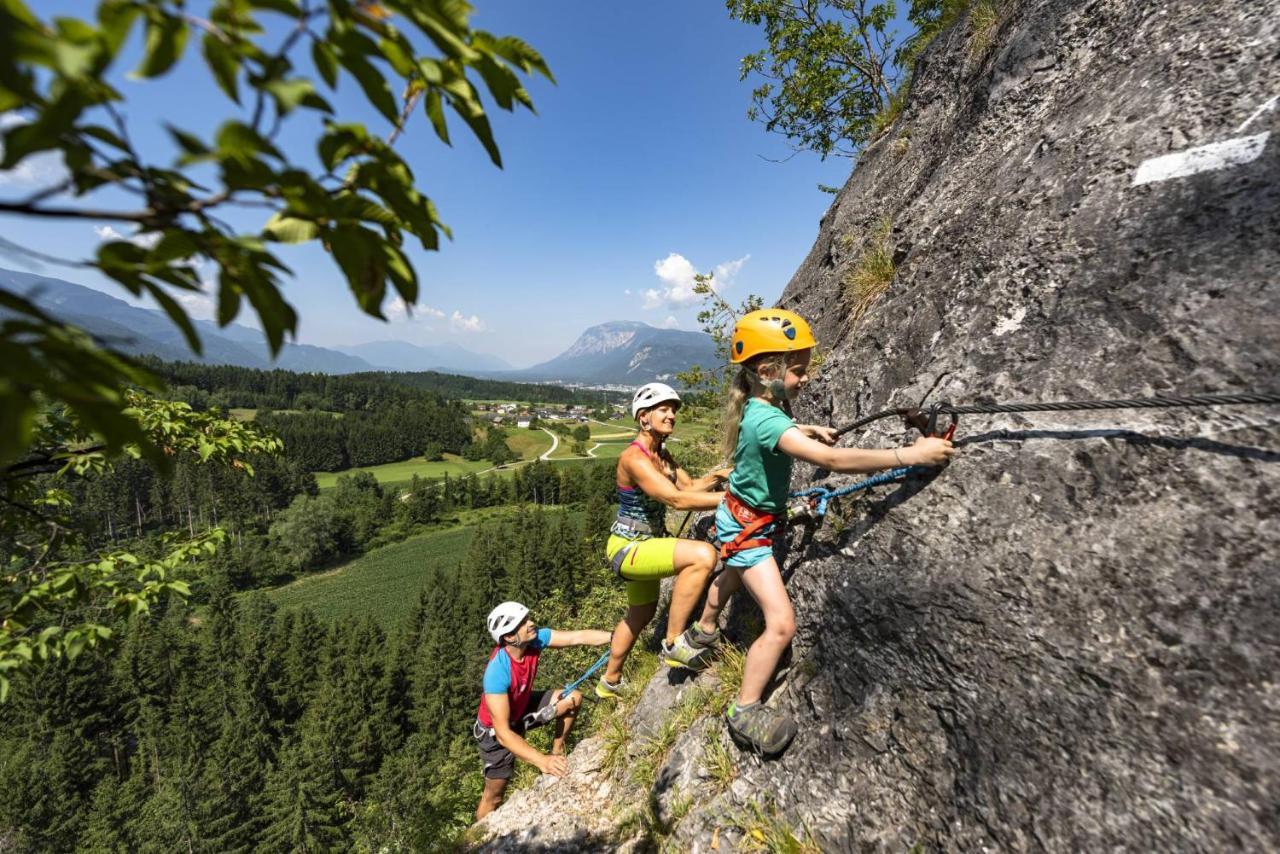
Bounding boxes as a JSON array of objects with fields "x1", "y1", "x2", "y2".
[
  {"x1": 260, "y1": 738, "x2": 346, "y2": 853},
  {"x1": 81, "y1": 775, "x2": 138, "y2": 853}
]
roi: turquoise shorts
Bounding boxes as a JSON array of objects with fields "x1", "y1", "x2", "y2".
[{"x1": 714, "y1": 500, "x2": 778, "y2": 569}]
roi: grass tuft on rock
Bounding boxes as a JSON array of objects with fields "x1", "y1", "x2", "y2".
[
  {"x1": 842, "y1": 217, "x2": 895, "y2": 320},
  {"x1": 967, "y1": 0, "x2": 1005, "y2": 59},
  {"x1": 728, "y1": 799, "x2": 823, "y2": 854}
]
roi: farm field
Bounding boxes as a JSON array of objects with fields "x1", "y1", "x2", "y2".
[
  {"x1": 504, "y1": 428, "x2": 555, "y2": 460},
  {"x1": 229, "y1": 408, "x2": 339, "y2": 421},
  {"x1": 262, "y1": 506, "x2": 586, "y2": 627},
  {"x1": 264, "y1": 523, "x2": 476, "y2": 627},
  {"x1": 313, "y1": 430, "x2": 554, "y2": 491}
]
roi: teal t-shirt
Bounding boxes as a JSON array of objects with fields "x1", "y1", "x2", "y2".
[{"x1": 727, "y1": 398, "x2": 797, "y2": 512}]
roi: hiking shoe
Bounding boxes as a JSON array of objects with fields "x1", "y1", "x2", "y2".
[
  {"x1": 725, "y1": 702, "x2": 797, "y2": 757},
  {"x1": 596, "y1": 676, "x2": 626, "y2": 699},
  {"x1": 662, "y1": 627, "x2": 718, "y2": 670}
]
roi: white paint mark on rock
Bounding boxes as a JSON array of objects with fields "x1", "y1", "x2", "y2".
[
  {"x1": 1132, "y1": 132, "x2": 1270, "y2": 186},
  {"x1": 1237, "y1": 94, "x2": 1278, "y2": 133},
  {"x1": 993, "y1": 306, "x2": 1027, "y2": 336}
]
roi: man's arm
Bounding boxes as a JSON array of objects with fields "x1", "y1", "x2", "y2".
[
  {"x1": 485, "y1": 692, "x2": 566, "y2": 776},
  {"x1": 545, "y1": 628, "x2": 612, "y2": 648}
]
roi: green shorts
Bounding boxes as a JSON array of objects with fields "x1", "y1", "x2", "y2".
[{"x1": 606, "y1": 534, "x2": 679, "y2": 606}]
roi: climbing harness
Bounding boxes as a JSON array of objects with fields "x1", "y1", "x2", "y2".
[
  {"x1": 560, "y1": 650, "x2": 610, "y2": 700},
  {"x1": 833, "y1": 392, "x2": 1280, "y2": 439},
  {"x1": 719, "y1": 491, "x2": 781, "y2": 561}
]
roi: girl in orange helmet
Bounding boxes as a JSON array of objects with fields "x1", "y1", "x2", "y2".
[{"x1": 697, "y1": 308, "x2": 955, "y2": 756}]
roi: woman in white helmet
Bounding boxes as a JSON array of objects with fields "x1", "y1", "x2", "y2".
[{"x1": 597, "y1": 382, "x2": 732, "y2": 698}]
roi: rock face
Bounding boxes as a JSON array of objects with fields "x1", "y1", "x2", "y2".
[{"x1": 474, "y1": 0, "x2": 1279, "y2": 849}]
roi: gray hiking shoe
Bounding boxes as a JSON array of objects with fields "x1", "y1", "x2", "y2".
[
  {"x1": 725, "y1": 702, "x2": 797, "y2": 757},
  {"x1": 662, "y1": 626, "x2": 719, "y2": 670}
]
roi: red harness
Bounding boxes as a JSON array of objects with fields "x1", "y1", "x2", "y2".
[{"x1": 720, "y1": 492, "x2": 780, "y2": 561}]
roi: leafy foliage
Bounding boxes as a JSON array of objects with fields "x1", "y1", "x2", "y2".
[
  {"x1": 0, "y1": 0, "x2": 552, "y2": 469},
  {"x1": 728, "y1": 0, "x2": 904, "y2": 158},
  {"x1": 728, "y1": 0, "x2": 985, "y2": 157},
  {"x1": 1, "y1": 394, "x2": 281, "y2": 700}
]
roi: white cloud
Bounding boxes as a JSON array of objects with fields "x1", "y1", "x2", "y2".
[
  {"x1": 659, "y1": 315, "x2": 680, "y2": 329},
  {"x1": 385, "y1": 295, "x2": 445, "y2": 322},
  {"x1": 175, "y1": 288, "x2": 217, "y2": 321},
  {"x1": 450, "y1": 310, "x2": 486, "y2": 333},
  {"x1": 645, "y1": 252, "x2": 750, "y2": 308},
  {"x1": 93, "y1": 224, "x2": 161, "y2": 249},
  {"x1": 0, "y1": 112, "x2": 69, "y2": 188}
]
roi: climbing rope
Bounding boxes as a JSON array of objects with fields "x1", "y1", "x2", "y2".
[
  {"x1": 560, "y1": 650, "x2": 611, "y2": 699},
  {"x1": 788, "y1": 465, "x2": 918, "y2": 519},
  {"x1": 834, "y1": 392, "x2": 1280, "y2": 438}
]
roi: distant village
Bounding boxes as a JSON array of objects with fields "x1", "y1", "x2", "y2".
[{"x1": 473, "y1": 401, "x2": 626, "y2": 430}]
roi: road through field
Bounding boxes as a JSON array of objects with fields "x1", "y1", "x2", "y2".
[{"x1": 539, "y1": 427, "x2": 559, "y2": 460}]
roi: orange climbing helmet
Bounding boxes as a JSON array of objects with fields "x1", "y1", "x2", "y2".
[{"x1": 729, "y1": 308, "x2": 816, "y2": 364}]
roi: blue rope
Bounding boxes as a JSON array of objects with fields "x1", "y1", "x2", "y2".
[
  {"x1": 561, "y1": 650, "x2": 611, "y2": 698},
  {"x1": 789, "y1": 465, "x2": 919, "y2": 518}
]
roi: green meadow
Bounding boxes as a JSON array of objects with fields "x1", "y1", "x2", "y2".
[{"x1": 264, "y1": 523, "x2": 476, "y2": 627}]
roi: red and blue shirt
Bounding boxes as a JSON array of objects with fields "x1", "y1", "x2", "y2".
[{"x1": 476, "y1": 627, "x2": 552, "y2": 727}]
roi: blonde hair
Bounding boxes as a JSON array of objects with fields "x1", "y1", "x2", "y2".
[{"x1": 720, "y1": 353, "x2": 789, "y2": 458}]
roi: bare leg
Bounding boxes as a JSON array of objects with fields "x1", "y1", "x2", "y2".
[
  {"x1": 551, "y1": 689, "x2": 582, "y2": 754},
  {"x1": 663, "y1": 540, "x2": 718, "y2": 644},
  {"x1": 734, "y1": 556, "x2": 795, "y2": 706},
  {"x1": 475, "y1": 777, "x2": 509, "y2": 821},
  {"x1": 604, "y1": 600, "x2": 657, "y2": 683},
  {"x1": 695, "y1": 562, "x2": 741, "y2": 634}
]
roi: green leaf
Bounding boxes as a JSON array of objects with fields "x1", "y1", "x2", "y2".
[
  {"x1": 312, "y1": 40, "x2": 338, "y2": 88},
  {"x1": 263, "y1": 212, "x2": 319, "y2": 244},
  {"x1": 265, "y1": 77, "x2": 328, "y2": 115},
  {"x1": 450, "y1": 100, "x2": 502, "y2": 167},
  {"x1": 202, "y1": 33, "x2": 240, "y2": 103},
  {"x1": 135, "y1": 11, "x2": 188, "y2": 78},
  {"x1": 327, "y1": 225, "x2": 387, "y2": 314},
  {"x1": 248, "y1": 0, "x2": 301, "y2": 14},
  {"x1": 216, "y1": 278, "x2": 241, "y2": 326},
  {"x1": 140, "y1": 280, "x2": 203, "y2": 355},
  {"x1": 423, "y1": 88, "x2": 450, "y2": 144},
  {"x1": 335, "y1": 41, "x2": 399, "y2": 123},
  {"x1": 65, "y1": 633, "x2": 86, "y2": 660},
  {"x1": 215, "y1": 121, "x2": 281, "y2": 160}
]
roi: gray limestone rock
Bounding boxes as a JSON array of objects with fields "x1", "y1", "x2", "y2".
[{"x1": 474, "y1": 0, "x2": 1279, "y2": 848}]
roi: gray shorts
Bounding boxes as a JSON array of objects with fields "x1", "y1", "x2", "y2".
[{"x1": 474, "y1": 689, "x2": 556, "y2": 780}]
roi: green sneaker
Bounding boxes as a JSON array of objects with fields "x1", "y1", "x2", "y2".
[
  {"x1": 661, "y1": 626, "x2": 719, "y2": 670},
  {"x1": 596, "y1": 676, "x2": 626, "y2": 699},
  {"x1": 725, "y1": 702, "x2": 797, "y2": 757}
]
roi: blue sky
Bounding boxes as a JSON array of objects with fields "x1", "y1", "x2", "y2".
[{"x1": 0, "y1": 2, "x2": 861, "y2": 367}]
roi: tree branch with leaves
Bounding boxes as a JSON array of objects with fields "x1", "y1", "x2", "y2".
[{"x1": 0, "y1": 0, "x2": 552, "y2": 468}]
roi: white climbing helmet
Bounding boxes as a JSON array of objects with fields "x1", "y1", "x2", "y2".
[
  {"x1": 631, "y1": 382, "x2": 682, "y2": 420},
  {"x1": 486, "y1": 601, "x2": 529, "y2": 643}
]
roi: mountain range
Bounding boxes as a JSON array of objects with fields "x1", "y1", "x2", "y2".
[
  {"x1": 2, "y1": 268, "x2": 718, "y2": 385},
  {"x1": 494, "y1": 321, "x2": 717, "y2": 386}
]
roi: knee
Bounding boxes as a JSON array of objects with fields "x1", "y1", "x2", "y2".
[
  {"x1": 768, "y1": 613, "x2": 796, "y2": 643},
  {"x1": 627, "y1": 604, "x2": 657, "y2": 628},
  {"x1": 565, "y1": 689, "x2": 582, "y2": 711}
]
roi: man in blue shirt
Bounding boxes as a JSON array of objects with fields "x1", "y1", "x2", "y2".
[{"x1": 474, "y1": 601, "x2": 611, "y2": 820}]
